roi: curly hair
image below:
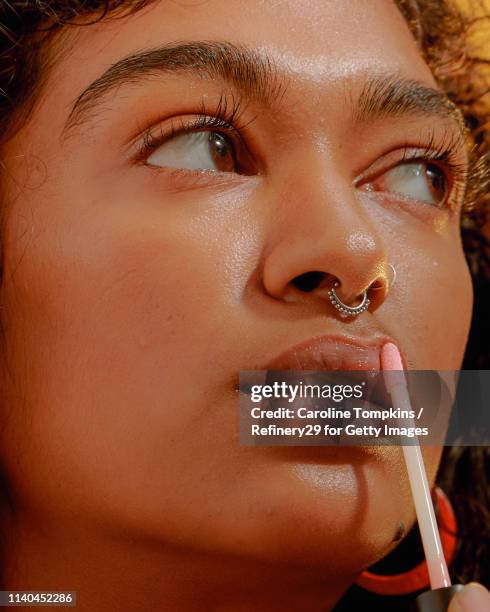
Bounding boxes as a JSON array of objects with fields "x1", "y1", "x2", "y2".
[{"x1": 0, "y1": 0, "x2": 488, "y2": 609}]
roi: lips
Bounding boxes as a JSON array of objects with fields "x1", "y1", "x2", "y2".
[
  {"x1": 239, "y1": 336, "x2": 412, "y2": 445},
  {"x1": 246, "y1": 335, "x2": 403, "y2": 413},
  {"x1": 263, "y1": 335, "x2": 389, "y2": 372}
]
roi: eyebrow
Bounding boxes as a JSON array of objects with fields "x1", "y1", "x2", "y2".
[
  {"x1": 63, "y1": 41, "x2": 285, "y2": 133},
  {"x1": 63, "y1": 40, "x2": 465, "y2": 140},
  {"x1": 354, "y1": 74, "x2": 465, "y2": 134}
]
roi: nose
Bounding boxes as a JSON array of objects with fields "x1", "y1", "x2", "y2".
[{"x1": 261, "y1": 158, "x2": 392, "y2": 315}]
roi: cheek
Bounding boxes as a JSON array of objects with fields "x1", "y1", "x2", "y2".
[
  {"x1": 4, "y1": 191, "x2": 247, "y2": 388},
  {"x1": 0, "y1": 187, "x2": 261, "y2": 540},
  {"x1": 376, "y1": 207, "x2": 473, "y2": 370},
  {"x1": 408, "y1": 247, "x2": 472, "y2": 370}
]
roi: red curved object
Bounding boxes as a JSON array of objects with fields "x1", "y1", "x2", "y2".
[{"x1": 355, "y1": 487, "x2": 458, "y2": 596}]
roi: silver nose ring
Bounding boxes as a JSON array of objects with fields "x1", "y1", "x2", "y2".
[{"x1": 327, "y1": 282, "x2": 371, "y2": 318}]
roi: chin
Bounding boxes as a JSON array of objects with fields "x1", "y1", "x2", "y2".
[{"x1": 208, "y1": 449, "x2": 416, "y2": 573}]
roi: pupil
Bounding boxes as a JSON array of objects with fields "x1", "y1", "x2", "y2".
[
  {"x1": 426, "y1": 164, "x2": 446, "y2": 203},
  {"x1": 209, "y1": 132, "x2": 235, "y2": 172}
]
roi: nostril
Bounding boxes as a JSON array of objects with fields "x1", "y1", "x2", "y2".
[{"x1": 291, "y1": 271, "x2": 327, "y2": 292}]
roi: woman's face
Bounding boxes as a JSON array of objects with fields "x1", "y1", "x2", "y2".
[{"x1": 1, "y1": 0, "x2": 472, "y2": 583}]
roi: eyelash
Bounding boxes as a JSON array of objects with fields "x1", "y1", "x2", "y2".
[
  {"x1": 395, "y1": 129, "x2": 468, "y2": 188},
  {"x1": 135, "y1": 93, "x2": 252, "y2": 167},
  {"x1": 360, "y1": 128, "x2": 469, "y2": 209},
  {"x1": 134, "y1": 96, "x2": 469, "y2": 205}
]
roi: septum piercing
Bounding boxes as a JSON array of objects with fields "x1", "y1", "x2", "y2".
[
  {"x1": 328, "y1": 282, "x2": 371, "y2": 318},
  {"x1": 328, "y1": 263, "x2": 396, "y2": 317}
]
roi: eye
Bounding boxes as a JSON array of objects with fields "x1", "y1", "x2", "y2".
[
  {"x1": 366, "y1": 161, "x2": 448, "y2": 206},
  {"x1": 146, "y1": 130, "x2": 237, "y2": 173}
]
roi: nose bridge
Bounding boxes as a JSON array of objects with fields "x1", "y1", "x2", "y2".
[{"x1": 262, "y1": 152, "x2": 388, "y2": 304}]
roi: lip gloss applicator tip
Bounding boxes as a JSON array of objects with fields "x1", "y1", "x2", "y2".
[{"x1": 380, "y1": 342, "x2": 464, "y2": 612}]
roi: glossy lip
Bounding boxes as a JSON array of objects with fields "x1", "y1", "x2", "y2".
[
  {"x1": 238, "y1": 335, "x2": 407, "y2": 410},
  {"x1": 243, "y1": 334, "x2": 407, "y2": 437},
  {"x1": 237, "y1": 334, "x2": 410, "y2": 451},
  {"x1": 262, "y1": 334, "x2": 405, "y2": 372}
]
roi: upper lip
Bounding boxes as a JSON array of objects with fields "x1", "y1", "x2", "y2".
[{"x1": 262, "y1": 334, "x2": 398, "y2": 372}]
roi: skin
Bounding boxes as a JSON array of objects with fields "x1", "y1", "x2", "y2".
[{"x1": 0, "y1": 0, "x2": 474, "y2": 610}]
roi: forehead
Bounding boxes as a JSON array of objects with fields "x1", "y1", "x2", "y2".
[{"x1": 47, "y1": 0, "x2": 435, "y2": 110}]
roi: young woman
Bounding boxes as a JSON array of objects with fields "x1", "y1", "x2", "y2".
[{"x1": 0, "y1": 1, "x2": 488, "y2": 610}]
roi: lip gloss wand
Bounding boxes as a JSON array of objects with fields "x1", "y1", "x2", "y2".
[{"x1": 380, "y1": 342, "x2": 464, "y2": 612}]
